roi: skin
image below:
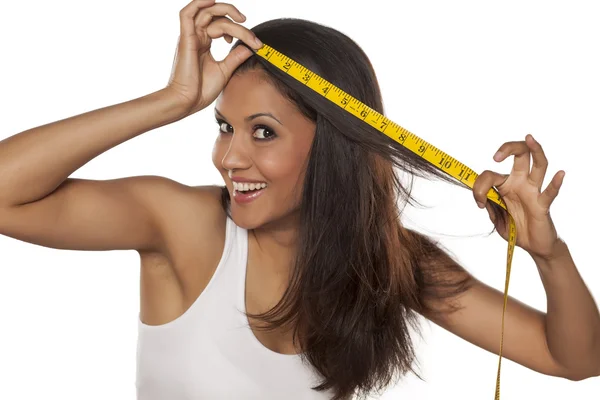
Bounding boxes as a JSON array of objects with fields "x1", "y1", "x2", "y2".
[
  {"x1": 211, "y1": 68, "x2": 316, "y2": 275},
  {"x1": 422, "y1": 134, "x2": 600, "y2": 381},
  {"x1": 204, "y1": 66, "x2": 599, "y2": 377},
  {"x1": 0, "y1": 0, "x2": 597, "y2": 385}
]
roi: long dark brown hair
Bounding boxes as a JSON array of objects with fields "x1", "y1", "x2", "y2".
[{"x1": 220, "y1": 18, "x2": 507, "y2": 400}]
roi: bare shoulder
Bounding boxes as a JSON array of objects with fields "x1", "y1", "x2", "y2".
[
  {"x1": 136, "y1": 181, "x2": 228, "y2": 324},
  {"x1": 142, "y1": 181, "x2": 228, "y2": 286},
  {"x1": 144, "y1": 180, "x2": 227, "y2": 255}
]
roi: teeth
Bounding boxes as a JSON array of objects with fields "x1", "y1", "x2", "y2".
[{"x1": 233, "y1": 182, "x2": 267, "y2": 192}]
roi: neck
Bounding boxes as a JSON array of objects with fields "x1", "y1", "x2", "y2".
[{"x1": 250, "y1": 211, "x2": 300, "y2": 277}]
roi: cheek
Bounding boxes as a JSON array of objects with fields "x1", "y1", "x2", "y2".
[{"x1": 259, "y1": 146, "x2": 309, "y2": 185}]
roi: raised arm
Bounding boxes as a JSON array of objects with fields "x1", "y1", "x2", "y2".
[
  {"x1": 0, "y1": 89, "x2": 188, "y2": 252},
  {"x1": 0, "y1": 0, "x2": 262, "y2": 253},
  {"x1": 419, "y1": 134, "x2": 600, "y2": 381}
]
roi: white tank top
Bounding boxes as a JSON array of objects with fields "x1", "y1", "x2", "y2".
[{"x1": 135, "y1": 215, "x2": 335, "y2": 399}]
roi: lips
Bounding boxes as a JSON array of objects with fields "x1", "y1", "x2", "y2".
[{"x1": 232, "y1": 186, "x2": 266, "y2": 204}]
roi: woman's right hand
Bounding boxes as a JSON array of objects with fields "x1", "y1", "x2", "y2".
[{"x1": 165, "y1": 0, "x2": 263, "y2": 116}]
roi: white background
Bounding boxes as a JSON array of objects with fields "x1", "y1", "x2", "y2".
[{"x1": 0, "y1": 0, "x2": 598, "y2": 398}]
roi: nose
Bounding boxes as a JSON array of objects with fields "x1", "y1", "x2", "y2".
[{"x1": 221, "y1": 131, "x2": 251, "y2": 172}]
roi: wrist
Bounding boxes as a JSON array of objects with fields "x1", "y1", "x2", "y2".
[
  {"x1": 157, "y1": 87, "x2": 195, "y2": 121},
  {"x1": 530, "y1": 238, "x2": 570, "y2": 267}
]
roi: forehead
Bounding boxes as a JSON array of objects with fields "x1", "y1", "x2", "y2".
[{"x1": 215, "y1": 69, "x2": 297, "y2": 120}]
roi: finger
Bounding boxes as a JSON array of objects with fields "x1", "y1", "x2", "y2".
[
  {"x1": 485, "y1": 202, "x2": 508, "y2": 238},
  {"x1": 539, "y1": 170, "x2": 565, "y2": 209},
  {"x1": 179, "y1": 0, "x2": 217, "y2": 37},
  {"x1": 525, "y1": 134, "x2": 548, "y2": 190},
  {"x1": 494, "y1": 140, "x2": 531, "y2": 175},
  {"x1": 201, "y1": 15, "x2": 231, "y2": 34},
  {"x1": 473, "y1": 170, "x2": 508, "y2": 208},
  {"x1": 195, "y1": 2, "x2": 246, "y2": 28},
  {"x1": 207, "y1": 17, "x2": 262, "y2": 49},
  {"x1": 219, "y1": 44, "x2": 254, "y2": 80}
]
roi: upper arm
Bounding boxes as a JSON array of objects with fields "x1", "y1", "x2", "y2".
[
  {"x1": 0, "y1": 175, "x2": 190, "y2": 252},
  {"x1": 415, "y1": 238, "x2": 574, "y2": 379}
]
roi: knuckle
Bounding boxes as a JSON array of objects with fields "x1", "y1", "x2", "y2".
[
  {"x1": 477, "y1": 186, "x2": 490, "y2": 196},
  {"x1": 205, "y1": 24, "x2": 218, "y2": 35},
  {"x1": 211, "y1": 19, "x2": 228, "y2": 29},
  {"x1": 207, "y1": 15, "x2": 229, "y2": 29},
  {"x1": 473, "y1": 190, "x2": 485, "y2": 200}
]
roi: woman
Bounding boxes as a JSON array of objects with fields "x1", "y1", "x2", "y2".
[{"x1": 0, "y1": 1, "x2": 598, "y2": 399}]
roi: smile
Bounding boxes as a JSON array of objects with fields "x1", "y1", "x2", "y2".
[
  {"x1": 233, "y1": 182, "x2": 267, "y2": 191},
  {"x1": 232, "y1": 184, "x2": 267, "y2": 204}
]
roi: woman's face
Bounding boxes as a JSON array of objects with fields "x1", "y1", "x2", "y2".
[{"x1": 212, "y1": 68, "x2": 316, "y2": 230}]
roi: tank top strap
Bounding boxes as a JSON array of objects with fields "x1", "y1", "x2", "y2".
[{"x1": 201, "y1": 214, "x2": 248, "y2": 299}]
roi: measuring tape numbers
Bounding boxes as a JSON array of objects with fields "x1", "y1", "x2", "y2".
[{"x1": 255, "y1": 43, "x2": 517, "y2": 400}]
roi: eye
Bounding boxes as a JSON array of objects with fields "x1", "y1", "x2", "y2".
[
  {"x1": 215, "y1": 118, "x2": 233, "y2": 134},
  {"x1": 215, "y1": 118, "x2": 277, "y2": 141},
  {"x1": 253, "y1": 125, "x2": 277, "y2": 141}
]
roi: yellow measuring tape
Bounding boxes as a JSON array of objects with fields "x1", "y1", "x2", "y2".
[{"x1": 255, "y1": 44, "x2": 517, "y2": 399}]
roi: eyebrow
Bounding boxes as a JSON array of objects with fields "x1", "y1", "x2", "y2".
[{"x1": 214, "y1": 108, "x2": 283, "y2": 126}]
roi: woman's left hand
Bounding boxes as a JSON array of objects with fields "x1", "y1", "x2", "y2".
[{"x1": 473, "y1": 134, "x2": 566, "y2": 260}]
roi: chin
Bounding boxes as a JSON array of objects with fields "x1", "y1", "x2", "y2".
[{"x1": 230, "y1": 210, "x2": 265, "y2": 230}]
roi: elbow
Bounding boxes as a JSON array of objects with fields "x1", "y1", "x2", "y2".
[
  {"x1": 562, "y1": 367, "x2": 600, "y2": 381},
  {"x1": 565, "y1": 373, "x2": 597, "y2": 382},
  {"x1": 550, "y1": 354, "x2": 600, "y2": 381},
  {"x1": 567, "y1": 340, "x2": 600, "y2": 380},
  {"x1": 554, "y1": 335, "x2": 600, "y2": 381}
]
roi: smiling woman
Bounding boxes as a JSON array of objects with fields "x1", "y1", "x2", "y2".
[
  {"x1": 0, "y1": 1, "x2": 599, "y2": 400},
  {"x1": 202, "y1": 18, "x2": 502, "y2": 399},
  {"x1": 212, "y1": 67, "x2": 316, "y2": 226},
  {"x1": 208, "y1": 13, "x2": 599, "y2": 400}
]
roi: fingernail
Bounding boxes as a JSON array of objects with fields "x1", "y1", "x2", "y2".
[
  {"x1": 477, "y1": 201, "x2": 485, "y2": 208},
  {"x1": 240, "y1": 12, "x2": 246, "y2": 20},
  {"x1": 493, "y1": 151, "x2": 502, "y2": 161},
  {"x1": 255, "y1": 37, "x2": 263, "y2": 47}
]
